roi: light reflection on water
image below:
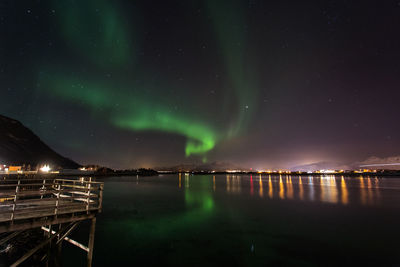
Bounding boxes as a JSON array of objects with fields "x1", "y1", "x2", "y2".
[
  {"x1": 341, "y1": 176, "x2": 348, "y2": 204},
  {"x1": 226, "y1": 175, "x2": 242, "y2": 194},
  {"x1": 279, "y1": 175, "x2": 284, "y2": 199},
  {"x1": 213, "y1": 175, "x2": 216, "y2": 191},
  {"x1": 299, "y1": 176, "x2": 304, "y2": 200},
  {"x1": 62, "y1": 174, "x2": 400, "y2": 266},
  {"x1": 268, "y1": 175, "x2": 273, "y2": 198},
  {"x1": 258, "y1": 174, "x2": 263, "y2": 197},
  {"x1": 177, "y1": 174, "x2": 387, "y2": 206}
]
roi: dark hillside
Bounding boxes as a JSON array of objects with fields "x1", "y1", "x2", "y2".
[{"x1": 0, "y1": 114, "x2": 80, "y2": 169}]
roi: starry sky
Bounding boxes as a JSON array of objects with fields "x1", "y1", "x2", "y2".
[{"x1": 1, "y1": 0, "x2": 400, "y2": 170}]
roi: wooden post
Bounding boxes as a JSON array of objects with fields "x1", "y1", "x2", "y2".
[
  {"x1": 48, "y1": 224, "x2": 52, "y2": 238},
  {"x1": 11, "y1": 180, "x2": 20, "y2": 222},
  {"x1": 46, "y1": 224, "x2": 52, "y2": 267},
  {"x1": 98, "y1": 183, "x2": 103, "y2": 211},
  {"x1": 55, "y1": 184, "x2": 61, "y2": 217},
  {"x1": 72, "y1": 180, "x2": 76, "y2": 202},
  {"x1": 41, "y1": 179, "x2": 46, "y2": 199},
  {"x1": 86, "y1": 179, "x2": 91, "y2": 214},
  {"x1": 57, "y1": 223, "x2": 63, "y2": 252},
  {"x1": 52, "y1": 179, "x2": 55, "y2": 198},
  {"x1": 87, "y1": 218, "x2": 96, "y2": 267}
]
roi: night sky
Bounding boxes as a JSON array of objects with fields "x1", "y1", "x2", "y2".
[{"x1": 1, "y1": 0, "x2": 400, "y2": 170}]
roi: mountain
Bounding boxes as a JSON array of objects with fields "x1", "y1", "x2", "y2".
[
  {"x1": 0, "y1": 114, "x2": 80, "y2": 169},
  {"x1": 291, "y1": 156, "x2": 400, "y2": 171},
  {"x1": 290, "y1": 161, "x2": 351, "y2": 172},
  {"x1": 156, "y1": 161, "x2": 248, "y2": 172}
]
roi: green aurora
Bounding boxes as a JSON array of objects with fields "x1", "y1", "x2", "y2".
[
  {"x1": 53, "y1": 0, "x2": 132, "y2": 67},
  {"x1": 42, "y1": 0, "x2": 258, "y2": 160},
  {"x1": 40, "y1": 74, "x2": 218, "y2": 157},
  {"x1": 206, "y1": 1, "x2": 258, "y2": 137}
]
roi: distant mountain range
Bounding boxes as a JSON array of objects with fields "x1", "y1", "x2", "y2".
[
  {"x1": 290, "y1": 161, "x2": 351, "y2": 172},
  {"x1": 0, "y1": 114, "x2": 80, "y2": 169},
  {"x1": 291, "y1": 157, "x2": 400, "y2": 171},
  {"x1": 156, "y1": 161, "x2": 248, "y2": 172}
]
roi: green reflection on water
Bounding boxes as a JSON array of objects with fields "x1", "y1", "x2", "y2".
[{"x1": 103, "y1": 175, "x2": 215, "y2": 239}]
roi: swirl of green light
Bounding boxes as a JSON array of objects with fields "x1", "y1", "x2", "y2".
[
  {"x1": 40, "y1": 74, "x2": 218, "y2": 157},
  {"x1": 42, "y1": 0, "x2": 257, "y2": 159}
]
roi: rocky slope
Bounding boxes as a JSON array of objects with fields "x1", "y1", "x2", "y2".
[{"x1": 0, "y1": 114, "x2": 80, "y2": 169}]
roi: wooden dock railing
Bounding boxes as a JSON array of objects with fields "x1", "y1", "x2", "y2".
[
  {"x1": 0, "y1": 177, "x2": 104, "y2": 266},
  {"x1": 0, "y1": 178, "x2": 103, "y2": 231}
]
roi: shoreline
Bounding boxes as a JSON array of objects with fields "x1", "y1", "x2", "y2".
[{"x1": 1, "y1": 171, "x2": 400, "y2": 179}]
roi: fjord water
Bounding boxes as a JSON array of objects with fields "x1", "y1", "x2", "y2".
[{"x1": 63, "y1": 175, "x2": 400, "y2": 266}]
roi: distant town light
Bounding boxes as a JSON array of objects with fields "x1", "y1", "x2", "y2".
[
  {"x1": 40, "y1": 164, "x2": 51, "y2": 173},
  {"x1": 226, "y1": 170, "x2": 241, "y2": 173},
  {"x1": 319, "y1": 169, "x2": 336, "y2": 174}
]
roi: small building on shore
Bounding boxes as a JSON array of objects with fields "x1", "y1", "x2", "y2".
[{"x1": 8, "y1": 166, "x2": 22, "y2": 172}]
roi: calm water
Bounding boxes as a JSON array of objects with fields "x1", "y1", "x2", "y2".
[{"x1": 63, "y1": 174, "x2": 400, "y2": 266}]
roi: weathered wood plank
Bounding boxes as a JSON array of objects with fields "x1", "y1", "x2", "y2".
[{"x1": 0, "y1": 213, "x2": 96, "y2": 233}]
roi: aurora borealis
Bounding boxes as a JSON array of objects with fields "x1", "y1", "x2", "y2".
[
  {"x1": 2, "y1": 0, "x2": 400, "y2": 169},
  {"x1": 38, "y1": 0, "x2": 257, "y2": 162},
  {"x1": 39, "y1": 73, "x2": 219, "y2": 158}
]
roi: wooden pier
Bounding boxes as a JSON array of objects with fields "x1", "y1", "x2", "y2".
[{"x1": 0, "y1": 177, "x2": 104, "y2": 266}]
